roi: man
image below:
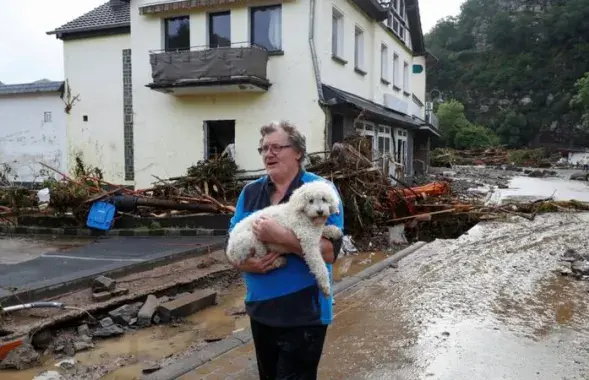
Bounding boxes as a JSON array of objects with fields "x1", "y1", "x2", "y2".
[{"x1": 227, "y1": 121, "x2": 344, "y2": 379}]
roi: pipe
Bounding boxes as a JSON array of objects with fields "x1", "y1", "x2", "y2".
[
  {"x1": 1, "y1": 301, "x2": 65, "y2": 313},
  {"x1": 308, "y1": 0, "x2": 334, "y2": 153}
]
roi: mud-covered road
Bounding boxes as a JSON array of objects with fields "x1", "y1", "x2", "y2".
[{"x1": 198, "y1": 212, "x2": 589, "y2": 380}]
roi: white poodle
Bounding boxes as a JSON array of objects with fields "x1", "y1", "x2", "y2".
[{"x1": 226, "y1": 180, "x2": 343, "y2": 296}]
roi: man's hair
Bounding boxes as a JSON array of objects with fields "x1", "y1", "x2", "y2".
[{"x1": 260, "y1": 121, "x2": 307, "y2": 165}]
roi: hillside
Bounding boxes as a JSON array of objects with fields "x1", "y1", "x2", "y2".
[{"x1": 425, "y1": 0, "x2": 589, "y2": 148}]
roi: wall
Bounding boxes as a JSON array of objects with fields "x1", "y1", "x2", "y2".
[
  {"x1": 0, "y1": 93, "x2": 67, "y2": 183},
  {"x1": 320, "y1": 0, "x2": 418, "y2": 110},
  {"x1": 411, "y1": 55, "x2": 426, "y2": 105},
  {"x1": 63, "y1": 34, "x2": 131, "y2": 184},
  {"x1": 131, "y1": 1, "x2": 324, "y2": 188},
  {"x1": 0, "y1": 93, "x2": 67, "y2": 182}
]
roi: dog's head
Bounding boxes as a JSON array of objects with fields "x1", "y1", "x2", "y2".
[{"x1": 290, "y1": 180, "x2": 340, "y2": 226}]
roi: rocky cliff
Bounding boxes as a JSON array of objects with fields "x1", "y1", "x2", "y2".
[{"x1": 425, "y1": 0, "x2": 589, "y2": 148}]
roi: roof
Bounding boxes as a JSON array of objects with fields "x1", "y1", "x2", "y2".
[
  {"x1": 0, "y1": 81, "x2": 65, "y2": 96},
  {"x1": 47, "y1": 0, "x2": 130, "y2": 39},
  {"x1": 322, "y1": 84, "x2": 421, "y2": 129},
  {"x1": 405, "y1": 0, "x2": 425, "y2": 55}
]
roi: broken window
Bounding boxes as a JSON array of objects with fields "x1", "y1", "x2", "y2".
[{"x1": 205, "y1": 120, "x2": 235, "y2": 159}]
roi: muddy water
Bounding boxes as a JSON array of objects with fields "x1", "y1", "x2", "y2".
[
  {"x1": 488, "y1": 175, "x2": 589, "y2": 204},
  {"x1": 2, "y1": 250, "x2": 393, "y2": 379},
  {"x1": 315, "y1": 213, "x2": 589, "y2": 380},
  {"x1": 0, "y1": 237, "x2": 93, "y2": 265}
]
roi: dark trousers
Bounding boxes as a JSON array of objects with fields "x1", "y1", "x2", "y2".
[{"x1": 250, "y1": 318, "x2": 328, "y2": 380}]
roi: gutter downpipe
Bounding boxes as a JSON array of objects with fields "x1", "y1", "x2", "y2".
[{"x1": 309, "y1": 0, "x2": 335, "y2": 153}]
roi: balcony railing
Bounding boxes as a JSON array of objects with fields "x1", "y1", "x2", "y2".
[
  {"x1": 147, "y1": 42, "x2": 271, "y2": 93},
  {"x1": 425, "y1": 110, "x2": 439, "y2": 129}
]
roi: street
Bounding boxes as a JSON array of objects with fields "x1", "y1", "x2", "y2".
[{"x1": 184, "y1": 212, "x2": 589, "y2": 380}]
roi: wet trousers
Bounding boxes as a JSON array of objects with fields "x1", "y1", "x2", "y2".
[{"x1": 250, "y1": 318, "x2": 328, "y2": 380}]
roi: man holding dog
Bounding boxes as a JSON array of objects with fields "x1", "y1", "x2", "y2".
[{"x1": 227, "y1": 121, "x2": 344, "y2": 380}]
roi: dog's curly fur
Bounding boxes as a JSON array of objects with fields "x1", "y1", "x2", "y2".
[{"x1": 226, "y1": 180, "x2": 343, "y2": 296}]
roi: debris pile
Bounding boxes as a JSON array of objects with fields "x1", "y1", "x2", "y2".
[{"x1": 431, "y1": 147, "x2": 555, "y2": 168}]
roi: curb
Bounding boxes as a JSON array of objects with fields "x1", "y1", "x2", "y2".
[
  {"x1": 0, "y1": 239, "x2": 227, "y2": 307},
  {"x1": 143, "y1": 241, "x2": 428, "y2": 380},
  {"x1": 0, "y1": 225, "x2": 227, "y2": 237}
]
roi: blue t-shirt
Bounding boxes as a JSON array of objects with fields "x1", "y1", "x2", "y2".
[{"x1": 228, "y1": 170, "x2": 344, "y2": 327}]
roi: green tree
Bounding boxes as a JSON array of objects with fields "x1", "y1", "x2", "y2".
[
  {"x1": 570, "y1": 72, "x2": 589, "y2": 130},
  {"x1": 454, "y1": 124, "x2": 500, "y2": 149},
  {"x1": 437, "y1": 100, "x2": 499, "y2": 149}
]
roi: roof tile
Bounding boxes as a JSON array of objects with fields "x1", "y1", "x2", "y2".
[
  {"x1": 0, "y1": 81, "x2": 65, "y2": 96},
  {"x1": 47, "y1": 0, "x2": 130, "y2": 36}
]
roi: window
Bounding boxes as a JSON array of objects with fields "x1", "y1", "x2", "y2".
[
  {"x1": 399, "y1": 0, "x2": 405, "y2": 18},
  {"x1": 165, "y1": 16, "x2": 190, "y2": 52},
  {"x1": 332, "y1": 8, "x2": 344, "y2": 57},
  {"x1": 393, "y1": 0, "x2": 399, "y2": 10},
  {"x1": 251, "y1": 5, "x2": 282, "y2": 52},
  {"x1": 403, "y1": 61, "x2": 409, "y2": 92},
  {"x1": 43, "y1": 111, "x2": 52, "y2": 123},
  {"x1": 393, "y1": 53, "x2": 399, "y2": 87},
  {"x1": 399, "y1": 26, "x2": 405, "y2": 40},
  {"x1": 354, "y1": 26, "x2": 364, "y2": 70},
  {"x1": 209, "y1": 11, "x2": 231, "y2": 48},
  {"x1": 380, "y1": 44, "x2": 388, "y2": 81},
  {"x1": 393, "y1": 18, "x2": 399, "y2": 34}
]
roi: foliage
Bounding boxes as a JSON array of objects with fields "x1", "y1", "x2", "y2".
[
  {"x1": 426, "y1": 0, "x2": 589, "y2": 148},
  {"x1": 570, "y1": 72, "x2": 589, "y2": 130},
  {"x1": 437, "y1": 99, "x2": 500, "y2": 149}
]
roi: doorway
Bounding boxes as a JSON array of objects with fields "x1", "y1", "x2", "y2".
[{"x1": 204, "y1": 120, "x2": 235, "y2": 159}]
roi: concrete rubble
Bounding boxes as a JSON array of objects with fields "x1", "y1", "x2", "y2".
[{"x1": 0, "y1": 271, "x2": 220, "y2": 374}]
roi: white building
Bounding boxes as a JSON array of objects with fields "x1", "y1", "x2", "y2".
[
  {"x1": 48, "y1": 0, "x2": 438, "y2": 188},
  {"x1": 0, "y1": 80, "x2": 67, "y2": 184}
]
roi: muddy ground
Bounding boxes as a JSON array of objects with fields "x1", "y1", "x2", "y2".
[
  {"x1": 188, "y1": 212, "x2": 589, "y2": 380},
  {"x1": 1, "y1": 246, "x2": 398, "y2": 380}
]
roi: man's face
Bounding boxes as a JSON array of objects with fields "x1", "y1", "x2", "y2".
[{"x1": 260, "y1": 129, "x2": 301, "y2": 178}]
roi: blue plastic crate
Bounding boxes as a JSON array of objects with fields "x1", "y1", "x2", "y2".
[{"x1": 86, "y1": 201, "x2": 116, "y2": 231}]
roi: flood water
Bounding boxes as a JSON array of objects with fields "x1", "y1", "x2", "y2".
[
  {"x1": 0, "y1": 237, "x2": 92, "y2": 265},
  {"x1": 488, "y1": 176, "x2": 589, "y2": 204}
]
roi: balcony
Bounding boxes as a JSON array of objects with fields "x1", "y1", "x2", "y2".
[
  {"x1": 425, "y1": 110, "x2": 439, "y2": 129},
  {"x1": 146, "y1": 43, "x2": 271, "y2": 96}
]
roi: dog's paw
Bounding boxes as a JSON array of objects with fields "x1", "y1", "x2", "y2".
[
  {"x1": 270, "y1": 256, "x2": 287, "y2": 270},
  {"x1": 322, "y1": 225, "x2": 343, "y2": 240}
]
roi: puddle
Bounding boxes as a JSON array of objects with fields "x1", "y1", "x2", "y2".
[
  {"x1": 0, "y1": 237, "x2": 93, "y2": 265},
  {"x1": 487, "y1": 176, "x2": 589, "y2": 204}
]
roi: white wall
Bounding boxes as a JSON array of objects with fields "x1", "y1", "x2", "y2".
[
  {"x1": 320, "y1": 0, "x2": 422, "y2": 112},
  {"x1": 131, "y1": 1, "x2": 324, "y2": 188},
  {"x1": 0, "y1": 93, "x2": 66, "y2": 182},
  {"x1": 63, "y1": 34, "x2": 131, "y2": 184}
]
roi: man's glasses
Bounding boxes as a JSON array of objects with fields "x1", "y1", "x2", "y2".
[{"x1": 258, "y1": 144, "x2": 291, "y2": 155}]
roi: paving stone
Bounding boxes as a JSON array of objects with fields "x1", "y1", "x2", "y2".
[
  {"x1": 157, "y1": 290, "x2": 217, "y2": 323},
  {"x1": 93, "y1": 275, "x2": 116, "y2": 292}
]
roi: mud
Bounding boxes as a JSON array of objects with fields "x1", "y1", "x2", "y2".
[
  {"x1": 0, "y1": 237, "x2": 93, "y2": 265},
  {"x1": 316, "y1": 212, "x2": 589, "y2": 380},
  {"x1": 1, "y1": 248, "x2": 392, "y2": 380}
]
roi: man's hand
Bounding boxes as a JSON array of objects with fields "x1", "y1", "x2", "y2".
[
  {"x1": 234, "y1": 248, "x2": 281, "y2": 274},
  {"x1": 252, "y1": 217, "x2": 288, "y2": 245}
]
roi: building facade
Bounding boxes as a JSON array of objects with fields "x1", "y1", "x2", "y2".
[
  {"x1": 0, "y1": 81, "x2": 67, "y2": 184},
  {"x1": 48, "y1": 0, "x2": 438, "y2": 188}
]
